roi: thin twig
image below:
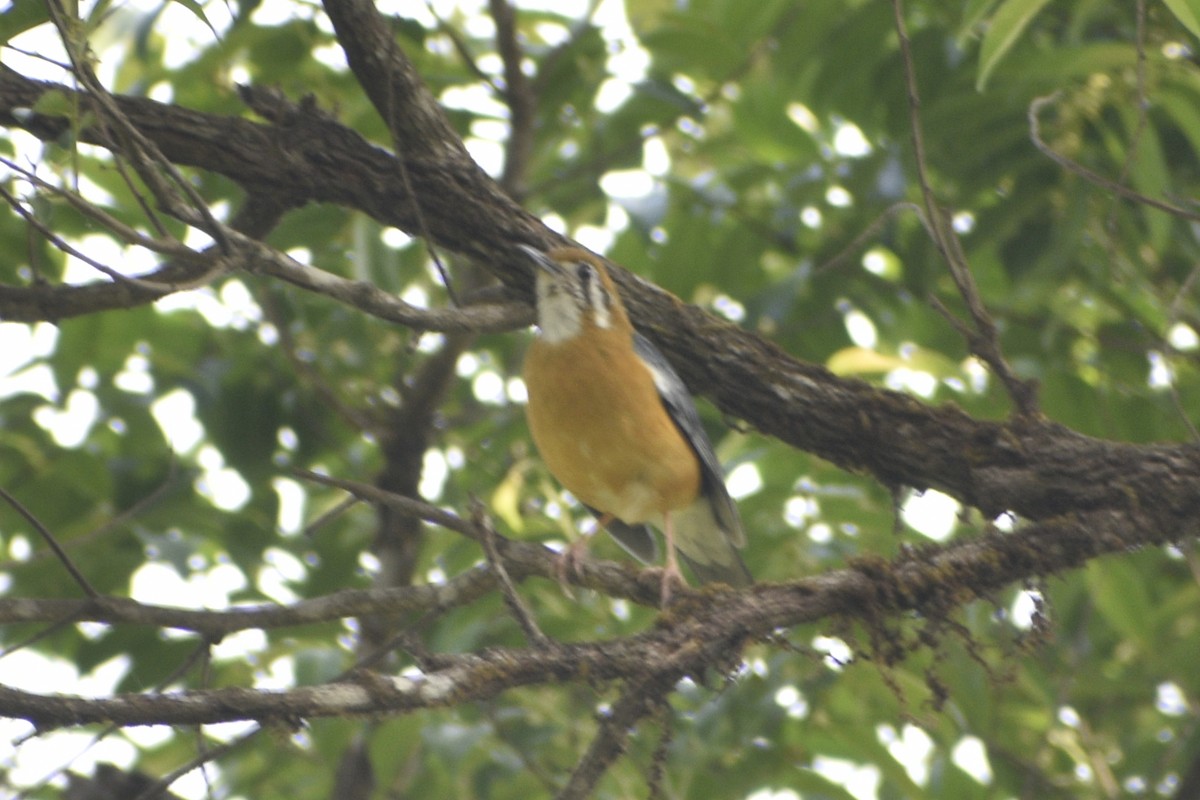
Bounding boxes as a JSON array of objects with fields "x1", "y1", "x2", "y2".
[
  {"x1": 1164, "y1": 262, "x2": 1200, "y2": 441},
  {"x1": 350, "y1": 622, "x2": 450, "y2": 674},
  {"x1": 484, "y1": 702, "x2": 563, "y2": 792},
  {"x1": 892, "y1": 0, "x2": 1039, "y2": 415},
  {"x1": 260, "y1": 288, "x2": 376, "y2": 434},
  {"x1": 1109, "y1": 0, "x2": 1151, "y2": 207},
  {"x1": 0, "y1": 606, "x2": 86, "y2": 661},
  {"x1": 351, "y1": 0, "x2": 460, "y2": 307},
  {"x1": 8, "y1": 633, "x2": 219, "y2": 791},
  {"x1": 0, "y1": 157, "x2": 200, "y2": 262},
  {"x1": 20, "y1": 638, "x2": 224, "y2": 796},
  {"x1": 646, "y1": 701, "x2": 674, "y2": 799},
  {"x1": 303, "y1": 495, "x2": 362, "y2": 537},
  {"x1": 490, "y1": 0, "x2": 535, "y2": 199},
  {"x1": 1028, "y1": 94, "x2": 1200, "y2": 222},
  {"x1": 429, "y1": 2, "x2": 501, "y2": 90},
  {"x1": 229, "y1": 231, "x2": 532, "y2": 333},
  {"x1": 471, "y1": 496, "x2": 551, "y2": 648},
  {"x1": 0, "y1": 183, "x2": 213, "y2": 294},
  {"x1": 0, "y1": 459, "x2": 178, "y2": 572},
  {"x1": 0, "y1": 486, "x2": 98, "y2": 597},
  {"x1": 4, "y1": 44, "x2": 72, "y2": 71},
  {"x1": 189, "y1": 641, "x2": 219, "y2": 799},
  {"x1": 815, "y1": 201, "x2": 923, "y2": 275},
  {"x1": 292, "y1": 468, "x2": 479, "y2": 540},
  {"x1": 557, "y1": 677, "x2": 673, "y2": 800},
  {"x1": 528, "y1": 0, "x2": 604, "y2": 99},
  {"x1": 133, "y1": 728, "x2": 263, "y2": 800},
  {"x1": 44, "y1": 0, "x2": 231, "y2": 249}
]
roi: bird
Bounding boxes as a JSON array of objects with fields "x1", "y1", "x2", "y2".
[{"x1": 520, "y1": 243, "x2": 752, "y2": 604}]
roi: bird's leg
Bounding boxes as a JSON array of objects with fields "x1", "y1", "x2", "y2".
[
  {"x1": 658, "y1": 511, "x2": 686, "y2": 607},
  {"x1": 554, "y1": 514, "x2": 609, "y2": 592}
]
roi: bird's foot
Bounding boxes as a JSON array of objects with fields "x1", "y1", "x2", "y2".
[
  {"x1": 657, "y1": 559, "x2": 686, "y2": 608},
  {"x1": 554, "y1": 537, "x2": 592, "y2": 595},
  {"x1": 657, "y1": 512, "x2": 688, "y2": 607}
]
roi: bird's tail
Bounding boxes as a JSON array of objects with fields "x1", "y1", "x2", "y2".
[
  {"x1": 678, "y1": 548, "x2": 753, "y2": 587},
  {"x1": 673, "y1": 501, "x2": 753, "y2": 587}
]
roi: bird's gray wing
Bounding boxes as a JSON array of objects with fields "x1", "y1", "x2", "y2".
[
  {"x1": 631, "y1": 332, "x2": 745, "y2": 546},
  {"x1": 583, "y1": 505, "x2": 659, "y2": 563}
]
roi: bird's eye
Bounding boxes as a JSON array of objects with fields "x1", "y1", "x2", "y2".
[
  {"x1": 573, "y1": 261, "x2": 614, "y2": 313},
  {"x1": 575, "y1": 261, "x2": 592, "y2": 288}
]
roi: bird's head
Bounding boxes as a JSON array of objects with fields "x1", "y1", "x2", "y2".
[{"x1": 520, "y1": 245, "x2": 630, "y2": 344}]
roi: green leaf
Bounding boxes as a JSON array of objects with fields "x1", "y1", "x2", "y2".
[
  {"x1": 293, "y1": 647, "x2": 346, "y2": 686},
  {"x1": 1119, "y1": 106, "x2": 1171, "y2": 254},
  {"x1": 780, "y1": 768, "x2": 861, "y2": 799},
  {"x1": 1156, "y1": 80, "x2": 1200, "y2": 162},
  {"x1": 31, "y1": 89, "x2": 79, "y2": 118},
  {"x1": 958, "y1": 0, "x2": 1001, "y2": 41},
  {"x1": 733, "y1": 79, "x2": 820, "y2": 164},
  {"x1": 4, "y1": 2, "x2": 1200, "y2": 796},
  {"x1": 0, "y1": 2, "x2": 51, "y2": 45},
  {"x1": 625, "y1": 0, "x2": 675, "y2": 35},
  {"x1": 977, "y1": 0, "x2": 1053, "y2": 90},
  {"x1": 1162, "y1": 0, "x2": 1200, "y2": 40},
  {"x1": 1085, "y1": 558, "x2": 1154, "y2": 648},
  {"x1": 167, "y1": 0, "x2": 221, "y2": 41},
  {"x1": 83, "y1": 0, "x2": 116, "y2": 33}
]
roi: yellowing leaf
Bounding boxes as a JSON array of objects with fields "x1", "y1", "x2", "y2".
[
  {"x1": 828, "y1": 346, "x2": 964, "y2": 380},
  {"x1": 491, "y1": 460, "x2": 530, "y2": 534},
  {"x1": 827, "y1": 347, "x2": 906, "y2": 376}
]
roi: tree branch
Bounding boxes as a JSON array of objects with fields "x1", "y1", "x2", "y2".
[
  {"x1": 321, "y1": 0, "x2": 470, "y2": 162},
  {"x1": 3, "y1": 65, "x2": 1200, "y2": 541},
  {"x1": 1, "y1": 497, "x2": 1187, "y2": 729},
  {"x1": 891, "y1": 0, "x2": 1039, "y2": 416},
  {"x1": 559, "y1": 678, "x2": 673, "y2": 800},
  {"x1": 490, "y1": 0, "x2": 536, "y2": 200}
]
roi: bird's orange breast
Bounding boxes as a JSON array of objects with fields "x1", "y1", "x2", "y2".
[{"x1": 524, "y1": 324, "x2": 701, "y2": 524}]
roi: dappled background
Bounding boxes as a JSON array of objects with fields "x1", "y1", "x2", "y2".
[{"x1": 1, "y1": 1, "x2": 1199, "y2": 798}]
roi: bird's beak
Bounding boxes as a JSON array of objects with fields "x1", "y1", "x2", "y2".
[{"x1": 518, "y1": 244, "x2": 565, "y2": 277}]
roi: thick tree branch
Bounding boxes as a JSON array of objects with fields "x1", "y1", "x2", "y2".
[
  {"x1": 321, "y1": 0, "x2": 470, "y2": 162},
  {"x1": 3, "y1": 66, "x2": 1200, "y2": 539},
  {"x1": 0, "y1": 65, "x2": 546, "y2": 280},
  {"x1": 3, "y1": 12, "x2": 1199, "y2": 581},
  {"x1": 0, "y1": 6, "x2": 1190, "y2": 797},
  {"x1": 1, "y1": 495, "x2": 1189, "y2": 731}
]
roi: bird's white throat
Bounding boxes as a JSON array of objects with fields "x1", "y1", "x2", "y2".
[{"x1": 535, "y1": 273, "x2": 611, "y2": 344}]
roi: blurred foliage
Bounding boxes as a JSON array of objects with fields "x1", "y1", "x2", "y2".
[{"x1": 2, "y1": 0, "x2": 1200, "y2": 798}]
